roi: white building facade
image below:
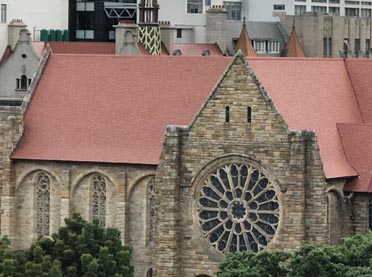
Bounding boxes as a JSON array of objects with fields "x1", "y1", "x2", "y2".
[{"x1": 0, "y1": 0, "x2": 68, "y2": 56}]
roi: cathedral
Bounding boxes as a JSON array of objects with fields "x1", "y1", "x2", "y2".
[{"x1": 1, "y1": 1, "x2": 372, "y2": 277}]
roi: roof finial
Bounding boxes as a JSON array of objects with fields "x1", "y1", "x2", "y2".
[
  {"x1": 243, "y1": 16, "x2": 246, "y2": 26},
  {"x1": 292, "y1": 19, "x2": 296, "y2": 30}
]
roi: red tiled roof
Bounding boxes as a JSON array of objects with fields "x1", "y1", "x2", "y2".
[
  {"x1": 172, "y1": 43, "x2": 223, "y2": 56},
  {"x1": 48, "y1": 42, "x2": 115, "y2": 54},
  {"x1": 345, "y1": 59, "x2": 372, "y2": 122},
  {"x1": 12, "y1": 54, "x2": 231, "y2": 164},
  {"x1": 12, "y1": 55, "x2": 364, "y2": 183},
  {"x1": 0, "y1": 45, "x2": 12, "y2": 65},
  {"x1": 338, "y1": 123, "x2": 372, "y2": 192},
  {"x1": 32, "y1": 42, "x2": 46, "y2": 58},
  {"x1": 247, "y1": 58, "x2": 362, "y2": 179}
]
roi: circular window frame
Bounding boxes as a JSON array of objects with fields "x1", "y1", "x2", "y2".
[{"x1": 192, "y1": 154, "x2": 284, "y2": 261}]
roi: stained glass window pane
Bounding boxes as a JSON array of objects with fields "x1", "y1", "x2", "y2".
[
  {"x1": 36, "y1": 173, "x2": 50, "y2": 236},
  {"x1": 148, "y1": 178, "x2": 155, "y2": 242},
  {"x1": 92, "y1": 175, "x2": 106, "y2": 226}
]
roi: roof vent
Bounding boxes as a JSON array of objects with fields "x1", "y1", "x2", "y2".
[
  {"x1": 172, "y1": 49, "x2": 182, "y2": 56},
  {"x1": 202, "y1": 49, "x2": 211, "y2": 56}
]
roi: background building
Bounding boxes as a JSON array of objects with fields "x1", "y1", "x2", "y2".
[{"x1": 0, "y1": 0, "x2": 68, "y2": 56}]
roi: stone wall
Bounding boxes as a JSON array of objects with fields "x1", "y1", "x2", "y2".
[
  {"x1": 12, "y1": 160, "x2": 156, "y2": 276},
  {"x1": 0, "y1": 106, "x2": 23, "y2": 241},
  {"x1": 154, "y1": 54, "x2": 330, "y2": 277}
]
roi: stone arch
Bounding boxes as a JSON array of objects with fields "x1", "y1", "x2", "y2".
[
  {"x1": 70, "y1": 170, "x2": 118, "y2": 228},
  {"x1": 128, "y1": 174, "x2": 154, "y2": 277},
  {"x1": 14, "y1": 168, "x2": 61, "y2": 249},
  {"x1": 71, "y1": 169, "x2": 118, "y2": 196},
  {"x1": 16, "y1": 167, "x2": 61, "y2": 192},
  {"x1": 326, "y1": 189, "x2": 344, "y2": 245}
]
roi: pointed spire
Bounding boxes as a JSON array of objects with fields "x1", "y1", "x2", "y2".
[
  {"x1": 285, "y1": 20, "x2": 306, "y2": 57},
  {"x1": 235, "y1": 17, "x2": 257, "y2": 57}
]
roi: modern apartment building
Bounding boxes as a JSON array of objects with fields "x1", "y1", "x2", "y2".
[{"x1": 293, "y1": 0, "x2": 372, "y2": 17}]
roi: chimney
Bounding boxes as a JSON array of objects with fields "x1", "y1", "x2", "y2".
[
  {"x1": 138, "y1": 0, "x2": 161, "y2": 55},
  {"x1": 8, "y1": 19, "x2": 27, "y2": 50},
  {"x1": 206, "y1": 6, "x2": 228, "y2": 53},
  {"x1": 160, "y1": 21, "x2": 175, "y2": 55},
  {"x1": 114, "y1": 21, "x2": 140, "y2": 55}
]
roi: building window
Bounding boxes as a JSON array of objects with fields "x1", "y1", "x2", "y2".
[
  {"x1": 329, "y1": 0, "x2": 340, "y2": 3},
  {"x1": 295, "y1": 5, "x2": 306, "y2": 15},
  {"x1": 267, "y1": 41, "x2": 280, "y2": 53},
  {"x1": 1, "y1": 4, "x2": 6, "y2": 23},
  {"x1": 224, "y1": 2, "x2": 242, "y2": 20},
  {"x1": 361, "y1": 8, "x2": 372, "y2": 17},
  {"x1": 366, "y1": 39, "x2": 370, "y2": 52},
  {"x1": 177, "y1": 28, "x2": 182, "y2": 38},
  {"x1": 187, "y1": 0, "x2": 203, "y2": 13},
  {"x1": 355, "y1": 38, "x2": 361, "y2": 52},
  {"x1": 345, "y1": 8, "x2": 359, "y2": 16},
  {"x1": 36, "y1": 173, "x2": 50, "y2": 236},
  {"x1": 225, "y1": 106, "x2": 230, "y2": 123},
  {"x1": 329, "y1": 6, "x2": 340, "y2": 15},
  {"x1": 148, "y1": 178, "x2": 155, "y2": 242},
  {"x1": 323, "y1": 38, "x2": 332, "y2": 57},
  {"x1": 92, "y1": 175, "x2": 106, "y2": 226},
  {"x1": 205, "y1": 0, "x2": 211, "y2": 6},
  {"x1": 311, "y1": 6, "x2": 327, "y2": 13},
  {"x1": 273, "y1": 4, "x2": 285, "y2": 11},
  {"x1": 76, "y1": 2, "x2": 95, "y2": 11},
  {"x1": 16, "y1": 75, "x2": 30, "y2": 90},
  {"x1": 253, "y1": 40, "x2": 266, "y2": 53},
  {"x1": 197, "y1": 162, "x2": 280, "y2": 253},
  {"x1": 312, "y1": 0, "x2": 327, "y2": 2},
  {"x1": 345, "y1": 0, "x2": 360, "y2": 4},
  {"x1": 247, "y1": 107, "x2": 252, "y2": 123}
]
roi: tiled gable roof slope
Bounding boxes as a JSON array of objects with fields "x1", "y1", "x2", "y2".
[
  {"x1": 12, "y1": 55, "x2": 366, "y2": 189},
  {"x1": 338, "y1": 123, "x2": 372, "y2": 192},
  {"x1": 248, "y1": 58, "x2": 361, "y2": 179},
  {"x1": 337, "y1": 59, "x2": 372, "y2": 192},
  {"x1": 172, "y1": 43, "x2": 223, "y2": 56},
  {"x1": 48, "y1": 42, "x2": 115, "y2": 54},
  {"x1": 12, "y1": 54, "x2": 231, "y2": 164}
]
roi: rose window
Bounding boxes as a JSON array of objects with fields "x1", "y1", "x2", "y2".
[{"x1": 197, "y1": 163, "x2": 280, "y2": 253}]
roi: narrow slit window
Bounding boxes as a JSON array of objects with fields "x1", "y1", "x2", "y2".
[
  {"x1": 247, "y1": 107, "x2": 252, "y2": 123},
  {"x1": 20, "y1": 75, "x2": 28, "y2": 90},
  {"x1": 225, "y1": 106, "x2": 230, "y2": 123}
]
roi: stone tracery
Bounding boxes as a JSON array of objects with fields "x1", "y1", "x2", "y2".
[
  {"x1": 92, "y1": 175, "x2": 107, "y2": 226},
  {"x1": 197, "y1": 163, "x2": 280, "y2": 253},
  {"x1": 36, "y1": 172, "x2": 50, "y2": 236}
]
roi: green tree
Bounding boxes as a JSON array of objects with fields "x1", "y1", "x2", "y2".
[
  {"x1": 217, "y1": 231, "x2": 372, "y2": 277},
  {"x1": 31, "y1": 213, "x2": 133, "y2": 277}
]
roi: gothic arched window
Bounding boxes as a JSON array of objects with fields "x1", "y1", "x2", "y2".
[
  {"x1": 20, "y1": 74, "x2": 28, "y2": 90},
  {"x1": 197, "y1": 163, "x2": 280, "y2": 253},
  {"x1": 92, "y1": 175, "x2": 107, "y2": 226},
  {"x1": 36, "y1": 173, "x2": 50, "y2": 236},
  {"x1": 148, "y1": 178, "x2": 155, "y2": 242}
]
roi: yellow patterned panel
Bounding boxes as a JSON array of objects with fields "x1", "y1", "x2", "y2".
[{"x1": 137, "y1": 26, "x2": 161, "y2": 55}]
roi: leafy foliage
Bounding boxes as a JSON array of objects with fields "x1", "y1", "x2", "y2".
[
  {"x1": 217, "y1": 231, "x2": 372, "y2": 277},
  {"x1": 0, "y1": 213, "x2": 133, "y2": 277}
]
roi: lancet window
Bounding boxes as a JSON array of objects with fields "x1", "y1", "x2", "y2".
[
  {"x1": 36, "y1": 173, "x2": 50, "y2": 236},
  {"x1": 92, "y1": 175, "x2": 107, "y2": 226},
  {"x1": 148, "y1": 177, "x2": 155, "y2": 242}
]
